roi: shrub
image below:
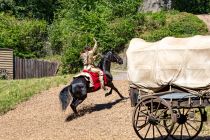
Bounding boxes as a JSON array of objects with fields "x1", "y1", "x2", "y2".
[
  {"x1": 0, "y1": 13, "x2": 47, "y2": 58},
  {"x1": 139, "y1": 11, "x2": 208, "y2": 41}
]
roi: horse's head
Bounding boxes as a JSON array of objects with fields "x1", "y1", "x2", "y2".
[{"x1": 104, "y1": 51, "x2": 123, "y2": 65}]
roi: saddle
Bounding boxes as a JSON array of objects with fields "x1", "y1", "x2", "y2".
[{"x1": 74, "y1": 70, "x2": 107, "y2": 91}]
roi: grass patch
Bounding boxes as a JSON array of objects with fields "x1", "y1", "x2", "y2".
[{"x1": 0, "y1": 75, "x2": 72, "y2": 115}]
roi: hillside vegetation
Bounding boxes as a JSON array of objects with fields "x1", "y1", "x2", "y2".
[{"x1": 0, "y1": 0, "x2": 209, "y2": 73}]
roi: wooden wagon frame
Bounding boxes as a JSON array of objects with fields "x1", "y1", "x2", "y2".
[{"x1": 129, "y1": 83, "x2": 210, "y2": 140}]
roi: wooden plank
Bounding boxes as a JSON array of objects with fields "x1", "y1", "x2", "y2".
[
  {"x1": 0, "y1": 48, "x2": 13, "y2": 51},
  {"x1": 0, "y1": 52, "x2": 13, "y2": 55},
  {"x1": 0, "y1": 55, "x2": 13, "y2": 61}
]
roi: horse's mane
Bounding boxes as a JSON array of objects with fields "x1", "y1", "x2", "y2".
[
  {"x1": 97, "y1": 57, "x2": 104, "y2": 70},
  {"x1": 97, "y1": 51, "x2": 111, "y2": 70}
]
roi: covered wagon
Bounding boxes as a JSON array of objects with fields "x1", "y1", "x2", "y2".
[{"x1": 126, "y1": 35, "x2": 210, "y2": 140}]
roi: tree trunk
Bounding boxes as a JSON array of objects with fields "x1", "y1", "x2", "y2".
[{"x1": 140, "y1": 0, "x2": 172, "y2": 12}]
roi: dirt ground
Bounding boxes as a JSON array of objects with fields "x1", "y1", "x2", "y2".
[
  {"x1": 0, "y1": 78, "x2": 210, "y2": 140},
  {"x1": 0, "y1": 80, "x2": 140, "y2": 140}
]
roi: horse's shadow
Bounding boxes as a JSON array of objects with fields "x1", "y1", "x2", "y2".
[{"x1": 65, "y1": 97, "x2": 128, "y2": 122}]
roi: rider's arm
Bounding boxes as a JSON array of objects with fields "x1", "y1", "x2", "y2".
[
  {"x1": 92, "y1": 38, "x2": 98, "y2": 53},
  {"x1": 93, "y1": 54, "x2": 99, "y2": 60}
]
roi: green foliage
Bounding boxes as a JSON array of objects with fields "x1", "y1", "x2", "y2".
[
  {"x1": 0, "y1": 0, "x2": 60, "y2": 22},
  {"x1": 49, "y1": 0, "x2": 141, "y2": 73},
  {"x1": 0, "y1": 13, "x2": 47, "y2": 58},
  {"x1": 0, "y1": 75, "x2": 72, "y2": 114},
  {"x1": 0, "y1": 0, "x2": 209, "y2": 74},
  {"x1": 172, "y1": 0, "x2": 210, "y2": 14},
  {"x1": 139, "y1": 11, "x2": 208, "y2": 41}
]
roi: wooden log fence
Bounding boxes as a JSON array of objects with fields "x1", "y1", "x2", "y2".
[{"x1": 14, "y1": 57, "x2": 59, "y2": 79}]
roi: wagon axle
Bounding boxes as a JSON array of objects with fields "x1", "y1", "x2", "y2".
[
  {"x1": 148, "y1": 116, "x2": 159, "y2": 125},
  {"x1": 177, "y1": 114, "x2": 187, "y2": 124}
]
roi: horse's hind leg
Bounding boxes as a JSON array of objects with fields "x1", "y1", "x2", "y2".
[
  {"x1": 70, "y1": 97, "x2": 86, "y2": 114},
  {"x1": 70, "y1": 98, "x2": 78, "y2": 114}
]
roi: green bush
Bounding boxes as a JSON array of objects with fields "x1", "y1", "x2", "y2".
[
  {"x1": 139, "y1": 11, "x2": 208, "y2": 41},
  {"x1": 0, "y1": 13, "x2": 47, "y2": 58}
]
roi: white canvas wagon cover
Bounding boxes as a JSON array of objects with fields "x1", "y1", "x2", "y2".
[{"x1": 126, "y1": 35, "x2": 210, "y2": 91}]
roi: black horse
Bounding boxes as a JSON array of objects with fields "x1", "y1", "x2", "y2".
[{"x1": 59, "y1": 51, "x2": 125, "y2": 114}]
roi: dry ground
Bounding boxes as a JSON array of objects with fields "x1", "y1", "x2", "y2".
[
  {"x1": 0, "y1": 78, "x2": 210, "y2": 140},
  {"x1": 0, "y1": 80, "x2": 140, "y2": 140}
]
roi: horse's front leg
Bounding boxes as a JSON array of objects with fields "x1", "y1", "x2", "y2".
[
  {"x1": 108, "y1": 82, "x2": 125, "y2": 99},
  {"x1": 105, "y1": 88, "x2": 112, "y2": 97}
]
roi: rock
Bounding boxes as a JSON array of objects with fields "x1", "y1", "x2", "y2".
[{"x1": 139, "y1": 0, "x2": 172, "y2": 12}]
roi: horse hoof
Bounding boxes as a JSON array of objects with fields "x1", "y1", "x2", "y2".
[{"x1": 105, "y1": 92, "x2": 111, "y2": 97}]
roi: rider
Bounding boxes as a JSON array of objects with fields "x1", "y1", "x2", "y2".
[{"x1": 80, "y1": 38, "x2": 108, "y2": 93}]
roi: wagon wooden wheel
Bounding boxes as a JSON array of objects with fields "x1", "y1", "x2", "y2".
[
  {"x1": 164, "y1": 107, "x2": 203, "y2": 140},
  {"x1": 132, "y1": 96, "x2": 174, "y2": 140}
]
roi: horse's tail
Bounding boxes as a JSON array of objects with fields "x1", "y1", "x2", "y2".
[{"x1": 59, "y1": 85, "x2": 73, "y2": 111}]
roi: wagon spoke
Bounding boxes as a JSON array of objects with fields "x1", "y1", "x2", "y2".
[
  {"x1": 137, "y1": 122, "x2": 149, "y2": 131},
  {"x1": 154, "y1": 101, "x2": 161, "y2": 116},
  {"x1": 178, "y1": 108, "x2": 181, "y2": 115},
  {"x1": 184, "y1": 123, "x2": 191, "y2": 137},
  {"x1": 172, "y1": 124, "x2": 180, "y2": 135},
  {"x1": 140, "y1": 111, "x2": 149, "y2": 117},
  {"x1": 185, "y1": 108, "x2": 191, "y2": 115},
  {"x1": 155, "y1": 125, "x2": 163, "y2": 138},
  {"x1": 144, "y1": 124, "x2": 151, "y2": 139},
  {"x1": 187, "y1": 119, "x2": 202, "y2": 123},
  {"x1": 186, "y1": 121, "x2": 198, "y2": 131},
  {"x1": 136, "y1": 119, "x2": 147, "y2": 122},
  {"x1": 142, "y1": 102, "x2": 151, "y2": 115},
  {"x1": 180, "y1": 124, "x2": 183, "y2": 140},
  {"x1": 158, "y1": 123, "x2": 169, "y2": 130},
  {"x1": 153, "y1": 125, "x2": 155, "y2": 138},
  {"x1": 151, "y1": 99, "x2": 153, "y2": 114}
]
